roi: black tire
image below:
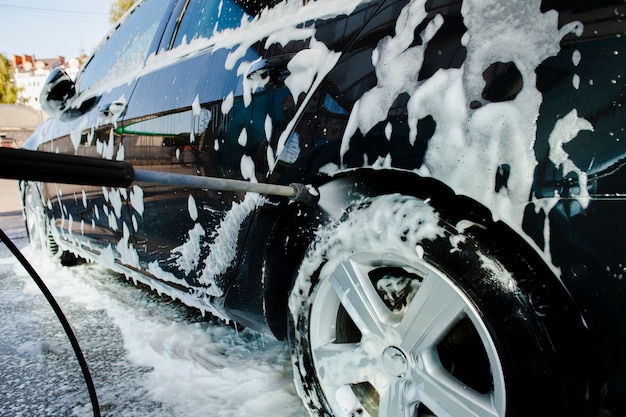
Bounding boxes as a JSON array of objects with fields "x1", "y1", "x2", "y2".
[
  {"x1": 288, "y1": 194, "x2": 596, "y2": 417},
  {"x1": 22, "y1": 181, "x2": 78, "y2": 266},
  {"x1": 22, "y1": 181, "x2": 55, "y2": 256}
]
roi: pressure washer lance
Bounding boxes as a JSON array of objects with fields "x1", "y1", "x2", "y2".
[
  {"x1": 0, "y1": 148, "x2": 319, "y2": 205},
  {"x1": 133, "y1": 170, "x2": 317, "y2": 205}
]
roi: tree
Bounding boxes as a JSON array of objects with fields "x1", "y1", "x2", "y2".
[
  {"x1": 0, "y1": 53, "x2": 17, "y2": 104},
  {"x1": 109, "y1": 0, "x2": 137, "y2": 24}
]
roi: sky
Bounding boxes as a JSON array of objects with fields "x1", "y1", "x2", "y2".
[{"x1": 0, "y1": 1, "x2": 114, "y2": 61}]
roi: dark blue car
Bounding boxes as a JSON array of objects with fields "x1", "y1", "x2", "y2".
[{"x1": 21, "y1": 0, "x2": 626, "y2": 415}]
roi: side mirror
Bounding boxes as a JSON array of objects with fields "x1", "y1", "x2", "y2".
[{"x1": 40, "y1": 68, "x2": 76, "y2": 119}]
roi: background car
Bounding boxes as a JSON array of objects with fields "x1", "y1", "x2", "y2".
[{"x1": 21, "y1": 0, "x2": 625, "y2": 416}]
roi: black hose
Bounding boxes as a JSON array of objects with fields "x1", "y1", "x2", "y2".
[{"x1": 0, "y1": 228, "x2": 101, "y2": 417}]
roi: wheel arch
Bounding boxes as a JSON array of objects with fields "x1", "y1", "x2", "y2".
[{"x1": 263, "y1": 168, "x2": 595, "y2": 362}]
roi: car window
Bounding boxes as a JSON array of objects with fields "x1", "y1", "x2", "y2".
[
  {"x1": 77, "y1": 0, "x2": 171, "y2": 94},
  {"x1": 171, "y1": 0, "x2": 282, "y2": 48}
]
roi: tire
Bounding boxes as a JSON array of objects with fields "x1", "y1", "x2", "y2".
[
  {"x1": 288, "y1": 194, "x2": 593, "y2": 417},
  {"x1": 22, "y1": 181, "x2": 78, "y2": 266},
  {"x1": 22, "y1": 181, "x2": 55, "y2": 256}
]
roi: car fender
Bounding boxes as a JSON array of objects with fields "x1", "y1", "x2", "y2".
[{"x1": 257, "y1": 168, "x2": 594, "y2": 356}]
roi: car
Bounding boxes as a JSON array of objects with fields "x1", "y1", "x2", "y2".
[{"x1": 19, "y1": 0, "x2": 625, "y2": 415}]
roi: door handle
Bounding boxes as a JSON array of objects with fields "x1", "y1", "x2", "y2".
[
  {"x1": 97, "y1": 98, "x2": 127, "y2": 119},
  {"x1": 246, "y1": 53, "x2": 296, "y2": 83}
]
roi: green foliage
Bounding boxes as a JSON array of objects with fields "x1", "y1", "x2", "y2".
[
  {"x1": 0, "y1": 53, "x2": 17, "y2": 104},
  {"x1": 109, "y1": 0, "x2": 137, "y2": 24}
]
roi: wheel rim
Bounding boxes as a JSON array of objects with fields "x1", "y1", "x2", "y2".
[{"x1": 308, "y1": 252, "x2": 506, "y2": 417}]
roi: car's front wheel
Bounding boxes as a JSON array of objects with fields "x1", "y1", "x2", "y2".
[{"x1": 288, "y1": 193, "x2": 595, "y2": 417}]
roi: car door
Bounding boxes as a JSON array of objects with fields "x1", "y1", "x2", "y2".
[
  {"x1": 34, "y1": 0, "x2": 177, "y2": 254},
  {"x1": 120, "y1": 0, "x2": 351, "y2": 297}
]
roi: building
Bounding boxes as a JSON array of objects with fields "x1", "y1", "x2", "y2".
[{"x1": 12, "y1": 55, "x2": 82, "y2": 110}]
